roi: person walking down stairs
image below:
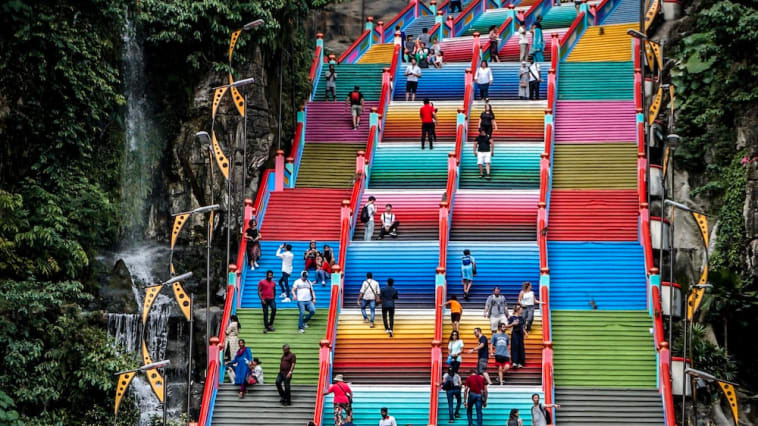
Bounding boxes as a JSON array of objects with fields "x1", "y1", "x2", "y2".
[
  {"x1": 507, "y1": 408, "x2": 524, "y2": 426},
  {"x1": 484, "y1": 286, "x2": 509, "y2": 333},
  {"x1": 507, "y1": 305, "x2": 528, "y2": 368},
  {"x1": 226, "y1": 339, "x2": 252, "y2": 398},
  {"x1": 276, "y1": 344, "x2": 296, "y2": 406},
  {"x1": 258, "y1": 270, "x2": 277, "y2": 333},
  {"x1": 276, "y1": 243, "x2": 293, "y2": 302},
  {"x1": 224, "y1": 314, "x2": 241, "y2": 364},
  {"x1": 531, "y1": 393, "x2": 559, "y2": 426},
  {"x1": 245, "y1": 218, "x2": 261, "y2": 269},
  {"x1": 358, "y1": 272, "x2": 381, "y2": 328},
  {"x1": 474, "y1": 61, "x2": 493, "y2": 102},
  {"x1": 518, "y1": 281, "x2": 539, "y2": 331},
  {"x1": 442, "y1": 367, "x2": 463, "y2": 423},
  {"x1": 464, "y1": 368, "x2": 488, "y2": 426},
  {"x1": 380, "y1": 278, "x2": 399, "y2": 337},
  {"x1": 292, "y1": 271, "x2": 316, "y2": 333},
  {"x1": 491, "y1": 322, "x2": 511, "y2": 385},
  {"x1": 467, "y1": 327, "x2": 492, "y2": 385}
]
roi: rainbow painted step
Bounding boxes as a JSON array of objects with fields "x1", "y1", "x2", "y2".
[
  {"x1": 383, "y1": 101, "x2": 460, "y2": 143},
  {"x1": 446, "y1": 241, "x2": 540, "y2": 308},
  {"x1": 555, "y1": 101, "x2": 636, "y2": 143},
  {"x1": 551, "y1": 310, "x2": 657, "y2": 387},
  {"x1": 354, "y1": 190, "x2": 443, "y2": 241},
  {"x1": 551, "y1": 143, "x2": 637, "y2": 189},
  {"x1": 437, "y1": 388, "x2": 544, "y2": 425},
  {"x1": 441, "y1": 312, "x2": 543, "y2": 386},
  {"x1": 357, "y1": 43, "x2": 396, "y2": 64},
  {"x1": 459, "y1": 142, "x2": 541, "y2": 189},
  {"x1": 332, "y1": 310, "x2": 434, "y2": 384},
  {"x1": 240, "y1": 240, "x2": 339, "y2": 309},
  {"x1": 548, "y1": 189, "x2": 638, "y2": 241},
  {"x1": 296, "y1": 143, "x2": 364, "y2": 188},
  {"x1": 369, "y1": 143, "x2": 452, "y2": 189},
  {"x1": 547, "y1": 241, "x2": 647, "y2": 310},
  {"x1": 599, "y1": 0, "x2": 641, "y2": 25},
  {"x1": 451, "y1": 190, "x2": 538, "y2": 241},
  {"x1": 567, "y1": 24, "x2": 636, "y2": 62},
  {"x1": 312, "y1": 63, "x2": 386, "y2": 101},
  {"x1": 344, "y1": 240, "x2": 439, "y2": 308},
  {"x1": 260, "y1": 188, "x2": 348, "y2": 241},
  {"x1": 469, "y1": 100, "x2": 545, "y2": 142},
  {"x1": 305, "y1": 101, "x2": 378, "y2": 143},
  {"x1": 323, "y1": 386, "x2": 430, "y2": 425},
  {"x1": 558, "y1": 62, "x2": 634, "y2": 100}
]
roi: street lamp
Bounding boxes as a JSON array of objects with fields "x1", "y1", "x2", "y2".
[
  {"x1": 685, "y1": 367, "x2": 739, "y2": 426},
  {"x1": 681, "y1": 283, "x2": 712, "y2": 424},
  {"x1": 115, "y1": 360, "x2": 171, "y2": 425},
  {"x1": 242, "y1": 19, "x2": 265, "y2": 31}
]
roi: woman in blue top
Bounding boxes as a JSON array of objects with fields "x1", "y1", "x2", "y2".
[
  {"x1": 227, "y1": 339, "x2": 253, "y2": 398},
  {"x1": 530, "y1": 16, "x2": 545, "y2": 62},
  {"x1": 461, "y1": 249, "x2": 477, "y2": 300}
]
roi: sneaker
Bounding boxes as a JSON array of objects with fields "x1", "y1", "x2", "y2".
[
  {"x1": 479, "y1": 174, "x2": 484, "y2": 179},
  {"x1": 282, "y1": 297, "x2": 291, "y2": 303},
  {"x1": 370, "y1": 322, "x2": 375, "y2": 328},
  {"x1": 304, "y1": 323, "x2": 310, "y2": 328},
  {"x1": 455, "y1": 413, "x2": 461, "y2": 418},
  {"x1": 298, "y1": 329, "x2": 305, "y2": 334},
  {"x1": 385, "y1": 329, "x2": 390, "y2": 334},
  {"x1": 280, "y1": 293, "x2": 287, "y2": 299},
  {"x1": 263, "y1": 328, "x2": 268, "y2": 334},
  {"x1": 268, "y1": 326, "x2": 276, "y2": 332},
  {"x1": 449, "y1": 420, "x2": 454, "y2": 424},
  {"x1": 254, "y1": 262, "x2": 260, "y2": 268},
  {"x1": 321, "y1": 281, "x2": 326, "y2": 286},
  {"x1": 390, "y1": 232, "x2": 397, "y2": 237},
  {"x1": 363, "y1": 318, "x2": 369, "y2": 323},
  {"x1": 486, "y1": 174, "x2": 491, "y2": 180},
  {"x1": 389, "y1": 330, "x2": 393, "y2": 338}
]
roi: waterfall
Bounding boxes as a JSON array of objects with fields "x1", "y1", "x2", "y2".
[
  {"x1": 121, "y1": 12, "x2": 159, "y2": 239},
  {"x1": 106, "y1": 242, "x2": 183, "y2": 425}
]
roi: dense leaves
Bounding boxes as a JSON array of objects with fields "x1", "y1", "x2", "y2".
[{"x1": 0, "y1": 280, "x2": 136, "y2": 424}]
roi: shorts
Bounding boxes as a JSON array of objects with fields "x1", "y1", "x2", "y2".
[
  {"x1": 495, "y1": 355, "x2": 511, "y2": 367},
  {"x1": 351, "y1": 105, "x2": 363, "y2": 118},
  {"x1": 406, "y1": 80, "x2": 418, "y2": 93},
  {"x1": 451, "y1": 312, "x2": 461, "y2": 323},
  {"x1": 477, "y1": 358, "x2": 488, "y2": 374},
  {"x1": 489, "y1": 314, "x2": 507, "y2": 332},
  {"x1": 477, "y1": 151, "x2": 492, "y2": 165}
]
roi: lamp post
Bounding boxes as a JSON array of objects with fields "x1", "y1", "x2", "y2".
[
  {"x1": 663, "y1": 133, "x2": 680, "y2": 354},
  {"x1": 114, "y1": 360, "x2": 171, "y2": 426},
  {"x1": 680, "y1": 281, "x2": 713, "y2": 424}
]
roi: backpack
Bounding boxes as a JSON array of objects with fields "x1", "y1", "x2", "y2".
[
  {"x1": 536, "y1": 404, "x2": 552, "y2": 424},
  {"x1": 360, "y1": 205, "x2": 370, "y2": 223},
  {"x1": 350, "y1": 91, "x2": 361, "y2": 103},
  {"x1": 441, "y1": 374, "x2": 455, "y2": 391},
  {"x1": 462, "y1": 255, "x2": 472, "y2": 266}
]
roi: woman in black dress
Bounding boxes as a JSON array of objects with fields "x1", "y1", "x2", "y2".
[{"x1": 508, "y1": 304, "x2": 529, "y2": 368}]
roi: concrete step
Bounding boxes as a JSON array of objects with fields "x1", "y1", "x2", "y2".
[{"x1": 211, "y1": 384, "x2": 316, "y2": 425}]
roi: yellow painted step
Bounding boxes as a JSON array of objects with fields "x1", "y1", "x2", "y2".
[
  {"x1": 568, "y1": 24, "x2": 638, "y2": 62},
  {"x1": 357, "y1": 43, "x2": 396, "y2": 64}
]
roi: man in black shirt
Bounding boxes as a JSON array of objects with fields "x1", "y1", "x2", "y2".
[
  {"x1": 345, "y1": 85, "x2": 365, "y2": 130},
  {"x1": 474, "y1": 128, "x2": 494, "y2": 179},
  {"x1": 380, "y1": 278, "x2": 399, "y2": 337}
]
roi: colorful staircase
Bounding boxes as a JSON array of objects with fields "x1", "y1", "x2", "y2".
[
  {"x1": 357, "y1": 43, "x2": 397, "y2": 64},
  {"x1": 354, "y1": 190, "x2": 443, "y2": 240},
  {"x1": 259, "y1": 188, "x2": 348, "y2": 241},
  {"x1": 382, "y1": 101, "x2": 460, "y2": 142},
  {"x1": 450, "y1": 190, "x2": 538, "y2": 240},
  {"x1": 312, "y1": 64, "x2": 386, "y2": 102},
  {"x1": 459, "y1": 143, "x2": 541, "y2": 188},
  {"x1": 212, "y1": 384, "x2": 316, "y2": 425},
  {"x1": 324, "y1": 387, "x2": 430, "y2": 424},
  {"x1": 305, "y1": 101, "x2": 378, "y2": 142},
  {"x1": 437, "y1": 388, "x2": 544, "y2": 425},
  {"x1": 469, "y1": 100, "x2": 545, "y2": 142},
  {"x1": 296, "y1": 143, "x2": 365, "y2": 188},
  {"x1": 369, "y1": 143, "x2": 451, "y2": 188}
]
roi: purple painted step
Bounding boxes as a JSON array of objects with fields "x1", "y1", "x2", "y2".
[
  {"x1": 305, "y1": 101, "x2": 379, "y2": 143},
  {"x1": 555, "y1": 101, "x2": 637, "y2": 143}
]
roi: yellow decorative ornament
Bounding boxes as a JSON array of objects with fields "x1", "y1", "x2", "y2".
[
  {"x1": 142, "y1": 285, "x2": 162, "y2": 326},
  {"x1": 211, "y1": 130, "x2": 230, "y2": 180},
  {"x1": 171, "y1": 213, "x2": 190, "y2": 250},
  {"x1": 208, "y1": 210, "x2": 215, "y2": 241},
  {"x1": 229, "y1": 73, "x2": 245, "y2": 117},
  {"x1": 718, "y1": 381, "x2": 739, "y2": 425},
  {"x1": 228, "y1": 30, "x2": 241, "y2": 63},
  {"x1": 212, "y1": 86, "x2": 228, "y2": 120},
  {"x1": 644, "y1": 0, "x2": 659, "y2": 31},
  {"x1": 649, "y1": 86, "x2": 663, "y2": 125},
  {"x1": 663, "y1": 146, "x2": 671, "y2": 177},
  {"x1": 172, "y1": 282, "x2": 192, "y2": 321},
  {"x1": 669, "y1": 85, "x2": 675, "y2": 118},
  {"x1": 114, "y1": 372, "x2": 136, "y2": 415},
  {"x1": 141, "y1": 341, "x2": 165, "y2": 403}
]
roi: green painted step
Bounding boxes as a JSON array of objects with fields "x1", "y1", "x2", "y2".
[
  {"x1": 463, "y1": 9, "x2": 512, "y2": 36},
  {"x1": 552, "y1": 310, "x2": 657, "y2": 388},
  {"x1": 460, "y1": 142, "x2": 541, "y2": 189},
  {"x1": 297, "y1": 143, "x2": 364, "y2": 188},
  {"x1": 558, "y1": 62, "x2": 634, "y2": 100},
  {"x1": 313, "y1": 63, "x2": 387, "y2": 102},
  {"x1": 368, "y1": 143, "x2": 451, "y2": 189},
  {"x1": 552, "y1": 144, "x2": 637, "y2": 189},
  {"x1": 236, "y1": 309, "x2": 325, "y2": 384}
]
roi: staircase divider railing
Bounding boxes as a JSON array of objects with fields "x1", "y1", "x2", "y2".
[
  {"x1": 309, "y1": 34, "x2": 325, "y2": 100},
  {"x1": 313, "y1": 56, "x2": 397, "y2": 423},
  {"x1": 535, "y1": 31, "x2": 561, "y2": 424},
  {"x1": 198, "y1": 198, "x2": 255, "y2": 425},
  {"x1": 339, "y1": 17, "x2": 375, "y2": 64},
  {"x1": 630, "y1": 35, "x2": 675, "y2": 425},
  {"x1": 593, "y1": 0, "x2": 622, "y2": 25},
  {"x1": 285, "y1": 109, "x2": 306, "y2": 188},
  {"x1": 446, "y1": 0, "x2": 488, "y2": 38},
  {"x1": 379, "y1": 0, "x2": 425, "y2": 43},
  {"x1": 558, "y1": 9, "x2": 589, "y2": 62}
]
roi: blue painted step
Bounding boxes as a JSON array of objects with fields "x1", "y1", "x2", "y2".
[
  {"x1": 324, "y1": 386, "x2": 430, "y2": 425},
  {"x1": 547, "y1": 241, "x2": 648, "y2": 310},
  {"x1": 600, "y1": 0, "x2": 641, "y2": 25},
  {"x1": 344, "y1": 241, "x2": 439, "y2": 308},
  {"x1": 446, "y1": 241, "x2": 540, "y2": 309},
  {"x1": 240, "y1": 240, "x2": 339, "y2": 308}
]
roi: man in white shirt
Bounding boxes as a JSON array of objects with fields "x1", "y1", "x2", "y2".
[
  {"x1": 378, "y1": 204, "x2": 399, "y2": 239},
  {"x1": 363, "y1": 195, "x2": 376, "y2": 241},
  {"x1": 378, "y1": 407, "x2": 397, "y2": 426},
  {"x1": 405, "y1": 58, "x2": 422, "y2": 101},
  {"x1": 518, "y1": 23, "x2": 529, "y2": 62},
  {"x1": 358, "y1": 272, "x2": 381, "y2": 328},
  {"x1": 528, "y1": 56, "x2": 542, "y2": 100},
  {"x1": 276, "y1": 244, "x2": 294, "y2": 301},
  {"x1": 291, "y1": 271, "x2": 316, "y2": 333},
  {"x1": 474, "y1": 61, "x2": 493, "y2": 101}
]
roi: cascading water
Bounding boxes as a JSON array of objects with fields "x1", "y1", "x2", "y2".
[{"x1": 121, "y1": 12, "x2": 159, "y2": 240}]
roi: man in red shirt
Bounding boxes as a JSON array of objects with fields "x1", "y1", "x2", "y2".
[
  {"x1": 323, "y1": 374, "x2": 353, "y2": 425},
  {"x1": 464, "y1": 369, "x2": 487, "y2": 426},
  {"x1": 258, "y1": 270, "x2": 277, "y2": 333},
  {"x1": 419, "y1": 98, "x2": 437, "y2": 150}
]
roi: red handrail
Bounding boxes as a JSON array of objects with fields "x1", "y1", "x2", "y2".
[
  {"x1": 338, "y1": 29, "x2": 370, "y2": 64},
  {"x1": 659, "y1": 343, "x2": 677, "y2": 425},
  {"x1": 289, "y1": 121, "x2": 304, "y2": 159},
  {"x1": 428, "y1": 274, "x2": 446, "y2": 426},
  {"x1": 197, "y1": 359, "x2": 218, "y2": 425},
  {"x1": 382, "y1": 1, "x2": 416, "y2": 38},
  {"x1": 309, "y1": 44, "x2": 323, "y2": 83},
  {"x1": 253, "y1": 170, "x2": 273, "y2": 214}
]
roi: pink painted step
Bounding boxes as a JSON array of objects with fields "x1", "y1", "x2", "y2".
[
  {"x1": 555, "y1": 100, "x2": 637, "y2": 143},
  {"x1": 305, "y1": 101, "x2": 379, "y2": 143}
]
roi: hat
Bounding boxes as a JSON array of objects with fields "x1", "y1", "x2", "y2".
[{"x1": 334, "y1": 374, "x2": 344, "y2": 382}]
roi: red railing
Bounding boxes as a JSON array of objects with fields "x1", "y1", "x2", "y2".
[
  {"x1": 197, "y1": 358, "x2": 218, "y2": 426},
  {"x1": 465, "y1": 33, "x2": 481, "y2": 112},
  {"x1": 309, "y1": 47, "x2": 323, "y2": 82},
  {"x1": 338, "y1": 29, "x2": 370, "y2": 64},
  {"x1": 428, "y1": 267, "x2": 447, "y2": 426},
  {"x1": 381, "y1": 1, "x2": 417, "y2": 42}
]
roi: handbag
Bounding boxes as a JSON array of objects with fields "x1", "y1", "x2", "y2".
[{"x1": 446, "y1": 354, "x2": 453, "y2": 364}]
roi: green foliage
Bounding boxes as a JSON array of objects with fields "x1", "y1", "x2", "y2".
[
  {"x1": 0, "y1": 391, "x2": 23, "y2": 426},
  {"x1": 0, "y1": 279, "x2": 137, "y2": 424},
  {"x1": 708, "y1": 158, "x2": 747, "y2": 271},
  {"x1": 672, "y1": 323, "x2": 736, "y2": 382}
]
